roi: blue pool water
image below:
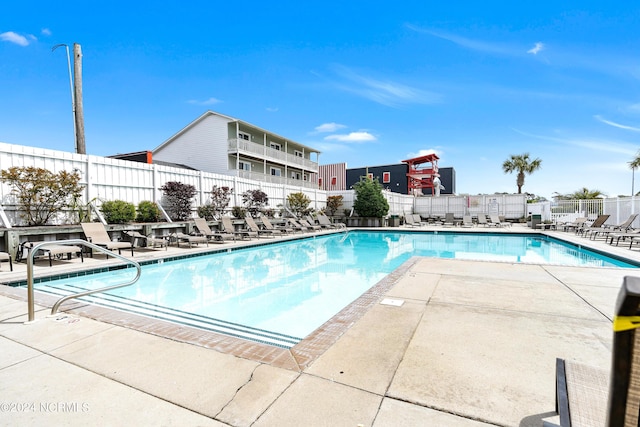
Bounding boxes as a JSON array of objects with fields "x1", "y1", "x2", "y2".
[{"x1": 35, "y1": 231, "x2": 638, "y2": 347}]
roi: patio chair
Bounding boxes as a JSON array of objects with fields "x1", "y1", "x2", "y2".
[
  {"x1": 123, "y1": 231, "x2": 168, "y2": 250},
  {"x1": 442, "y1": 212, "x2": 455, "y2": 227},
  {"x1": 403, "y1": 214, "x2": 418, "y2": 227},
  {"x1": 589, "y1": 214, "x2": 638, "y2": 241},
  {"x1": 489, "y1": 215, "x2": 506, "y2": 227},
  {"x1": 607, "y1": 229, "x2": 640, "y2": 246},
  {"x1": 221, "y1": 216, "x2": 256, "y2": 240},
  {"x1": 0, "y1": 251, "x2": 12, "y2": 271},
  {"x1": 81, "y1": 222, "x2": 134, "y2": 256},
  {"x1": 286, "y1": 218, "x2": 307, "y2": 233},
  {"x1": 461, "y1": 215, "x2": 474, "y2": 228},
  {"x1": 559, "y1": 217, "x2": 588, "y2": 233},
  {"x1": 317, "y1": 213, "x2": 346, "y2": 229},
  {"x1": 412, "y1": 214, "x2": 426, "y2": 226},
  {"x1": 23, "y1": 241, "x2": 84, "y2": 266},
  {"x1": 261, "y1": 216, "x2": 294, "y2": 234},
  {"x1": 244, "y1": 215, "x2": 281, "y2": 238},
  {"x1": 476, "y1": 214, "x2": 496, "y2": 227},
  {"x1": 298, "y1": 218, "x2": 321, "y2": 231},
  {"x1": 551, "y1": 276, "x2": 640, "y2": 426},
  {"x1": 170, "y1": 232, "x2": 209, "y2": 248},
  {"x1": 578, "y1": 214, "x2": 611, "y2": 237},
  {"x1": 194, "y1": 217, "x2": 234, "y2": 242}
]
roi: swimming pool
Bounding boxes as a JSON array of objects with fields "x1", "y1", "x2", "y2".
[{"x1": 33, "y1": 231, "x2": 638, "y2": 347}]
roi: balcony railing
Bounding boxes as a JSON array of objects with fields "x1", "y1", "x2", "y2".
[
  {"x1": 228, "y1": 139, "x2": 318, "y2": 172},
  {"x1": 237, "y1": 170, "x2": 318, "y2": 189}
]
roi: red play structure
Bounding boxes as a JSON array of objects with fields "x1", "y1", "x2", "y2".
[{"x1": 402, "y1": 153, "x2": 440, "y2": 196}]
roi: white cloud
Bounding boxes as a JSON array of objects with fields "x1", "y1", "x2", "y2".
[
  {"x1": 266, "y1": 107, "x2": 278, "y2": 112},
  {"x1": 331, "y1": 65, "x2": 441, "y2": 107},
  {"x1": 41, "y1": 28, "x2": 51, "y2": 36},
  {"x1": 404, "y1": 148, "x2": 441, "y2": 160},
  {"x1": 527, "y1": 42, "x2": 544, "y2": 55},
  {"x1": 324, "y1": 131, "x2": 376, "y2": 143},
  {"x1": 315, "y1": 122, "x2": 347, "y2": 133},
  {"x1": 187, "y1": 97, "x2": 222, "y2": 105},
  {"x1": 405, "y1": 24, "x2": 513, "y2": 55},
  {"x1": 595, "y1": 115, "x2": 640, "y2": 132},
  {"x1": 0, "y1": 31, "x2": 30, "y2": 46}
]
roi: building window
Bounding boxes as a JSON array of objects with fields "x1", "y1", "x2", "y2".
[
  {"x1": 383, "y1": 172, "x2": 390, "y2": 183},
  {"x1": 319, "y1": 177, "x2": 323, "y2": 187},
  {"x1": 239, "y1": 161, "x2": 251, "y2": 171},
  {"x1": 291, "y1": 172, "x2": 297, "y2": 179},
  {"x1": 270, "y1": 167, "x2": 281, "y2": 176},
  {"x1": 238, "y1": 131, "x2": 250, "y2": 141},
  {"x1": 270, "y1": 142, "x2": 281, "y2": 151},
  {"x1": 294, "y1": 150, "x2": 303, "y2": 158},
  {"x1": 331, "y1": 176, "x2": 337, "y2": 186}
]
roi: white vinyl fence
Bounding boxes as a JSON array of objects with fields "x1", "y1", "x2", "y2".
[
  {"x1": 0, "y1": 142, "x2": 327, "y2": 226},
  {"x1": 530, "y1": 197, "x2": 640, "y2": 229}
]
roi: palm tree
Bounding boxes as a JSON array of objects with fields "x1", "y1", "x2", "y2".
[
  {"x1": 564, "y1": 187, "x2": 606, "y2": 199},
  {"x1": 502, "y1": 153, "x2": 542, "y2": 194},
  {"x1": 629, "y1": 150, "x2": 640, "y2": 196}
]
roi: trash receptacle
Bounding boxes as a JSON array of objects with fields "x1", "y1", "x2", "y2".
[
  {"x1": 530, "y1": 214, "x2": 541, "y2": 229},
  {"x1": 388, "y1": 215, "x2": 400, "y2": 227}
]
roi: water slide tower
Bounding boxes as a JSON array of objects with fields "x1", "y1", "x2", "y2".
[{"x1": 402, "y1": 153, "x2": 440, "y2": 196}]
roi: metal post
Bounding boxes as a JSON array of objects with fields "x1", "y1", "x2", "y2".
[{"x1": 52, "y1": 44, "x2": 77, "y2": 153}]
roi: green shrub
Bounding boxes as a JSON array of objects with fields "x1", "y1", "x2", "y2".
[
  {"x1": 101, "y1": 200, "x2": 136, "y2": 224},
  {"x1": 231, "y1": 206, "x2": 246, "y2": 218},
  {"x1": 326, "y1": 195, "x2": 344, "y2": 216},
  {"x1": 136, "y1": 200, "x2": 161, "y2": 222},
  {"x1": 197, "y1": 204, "x2": 217, "y2": 220},
  {"x1": 353, "y1": 177, "x2": 389, "y2": 218},
  {"x1": 287, "y1": 192, "x2": 311, "y2": 217}
]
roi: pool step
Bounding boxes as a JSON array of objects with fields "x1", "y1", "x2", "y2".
[{"x1": 36, "y1": 283, "x2": 301, "y2": 348}]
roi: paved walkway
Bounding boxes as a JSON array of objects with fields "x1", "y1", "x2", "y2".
[{"x1": 0, "y1": 225, "x2": 638, "y2": 426}]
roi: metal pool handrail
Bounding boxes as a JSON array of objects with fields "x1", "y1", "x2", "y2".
[{"x1": 26, "y1": 239, "x2": 141, "y2": 322}]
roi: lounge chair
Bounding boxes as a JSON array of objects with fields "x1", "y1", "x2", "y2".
[
  {"x1": 244, "y1": 215, "x2": 281, "y2": 238},
  {"x1": 194, "y1": 217, "x2": 234, "y2": 242},
  {"x1": 298, "y1": 218, "x2": 321, "y2": 231},
  {"x1": 551, "y1": 276, "x2": 640, "y2": 426},
  {"x1": 607, "y1": 229, "x2": 640, "y2": 246},
  {"x1": 403, "y1": 214, "x2": 418, "y2": 227},
  {"x1": 81, "y1": 222, "x2": 134, "y2": 256},
  {"x1": 489, "y1": 215, "x2": 505, "y2": 227},
  {"x1": 123, "y1": 231, "x2": 168, "y2": 250},
  {"x1": 412, "y1": 214, "x2": 426, "y2": 226},
  {"x1": 0, "y1": 251, "x2": 12, "y2": 271},
  {"x1": 578, "y1": 214, "x2": 611, "y2": 237},
  {"x1": 589, "y1": 214, "x2": 638, "y2": 241},
  {"x1": 286, "y1": 218, "x2": 307, "y2": 233},
  {"x1": 461, "y1": 215, "x2": 474, "y2": 227},
  {"x1": 261, "y1": 216, "x2": 294, "y2": 234},
  {"x1": 171, "y1": 232, "x2": 209, "y2": 248},
  {"x1": 442, "y1": 212, "x2": 455, "y2": 227},
  {"x1": 221, "y1": 216, "x2": 256, "y2": 240},
  {"x1": 317, "y1": 213, "x2": 346, "y2": 229},
  {"x1": 476, "y1": 214, "x2": 496, "y2": 227},
  {"x1": 24, "y1": 241, "x2": 84, "y2": 266},
  {"x1": 559, "y1": 217, "x2": 588, "y2": 232},
  {"x1": 498, "y1": 215, "x2": 512, "y2": 227}
]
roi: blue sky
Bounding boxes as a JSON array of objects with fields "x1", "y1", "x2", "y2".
[{"x1": 2, "y1": 1, "x2": 640, "y2": 199}]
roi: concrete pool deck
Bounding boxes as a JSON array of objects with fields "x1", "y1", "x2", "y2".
[{"x1": 0, "y1": 224, "x2": 638, "y2": 426}]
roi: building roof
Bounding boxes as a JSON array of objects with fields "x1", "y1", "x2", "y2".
[{"x1": 153, "y1": 110, "x2": 321, "y2": 154}]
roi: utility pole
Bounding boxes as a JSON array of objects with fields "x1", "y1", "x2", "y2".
[{"x1": 73, "y1": 43, "x2": 86, "y2": 154}]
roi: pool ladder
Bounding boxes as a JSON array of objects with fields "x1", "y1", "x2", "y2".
[{"x1": 25, "y1": 239, "x2": 141, "y2": 323}]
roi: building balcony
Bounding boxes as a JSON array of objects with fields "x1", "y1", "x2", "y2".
[
  {"x1": 236, "y1": 170, "x2": 318, "y2": 189},
  {"x1": 228, "y1": 138, "x2": 318, "y2": 172}
]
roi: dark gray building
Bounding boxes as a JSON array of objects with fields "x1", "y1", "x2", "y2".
[{"x1": 345, "y1": 164, "x2": 456, "y2": 195}]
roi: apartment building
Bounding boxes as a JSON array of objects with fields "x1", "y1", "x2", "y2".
[{"x1": 153, "y1": 111, "x2": 320, "y2": 188}]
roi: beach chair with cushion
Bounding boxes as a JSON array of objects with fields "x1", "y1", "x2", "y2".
[
  {"x1": 171, "y1": 232, "x2": 209, "y2": 248},
  {"x1": 24, "y1": 241, "x2": 84, "y2": 266},
  {"x1": 0, "y1": 252, "x2": 12, "y2": 271},
  {"x1": 550, "y1": 276, "x2": 640, "y2": 426},
  {"x1": 194, "y1": 217, "x2": 234, "y2": 242},
  {"x1": 123, "y1": 231, "x2": 168, "y2": 250},
  {"x1": 81, "y1": 222, "x2": 134, "y2": 256}
]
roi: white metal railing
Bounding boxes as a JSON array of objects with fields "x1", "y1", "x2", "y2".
[{"x1": 228, "y1": 139, "x2": 318, "y2": 171}]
